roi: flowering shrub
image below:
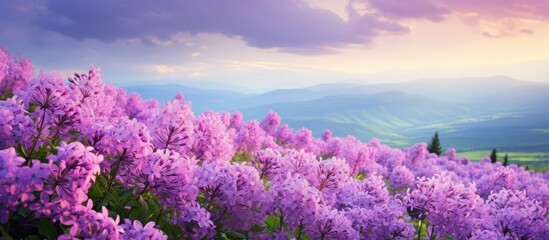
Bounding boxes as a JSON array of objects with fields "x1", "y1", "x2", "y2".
[{"x1": 1, "y1": 46, "x2": 549, "y2": 239}]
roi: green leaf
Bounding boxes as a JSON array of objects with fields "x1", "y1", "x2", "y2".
[
  {"x1": 38, "y1": 218, "x2": 57, "y2": 240},
  {"x1": 265, "y1": 215, "x2": 278, "y2": 232},
  {"x1": 0, "y1": 224, "x2": 13, "y2": 240},
  {"x1": 129, "y1": 196, "x2": 149, "y2": 222},
  {"x1": 26, "y1": 236, "x2": 41, "y2": 240},
  {"x1": 223, "y1": 229, "x2": 246, "y2": 239},
  {"x1": 118, "y1": 189, "x2": 134, "y2": 200},
  {"x1": 15, "y1": 144, "x2": 27, "y2": 158}
]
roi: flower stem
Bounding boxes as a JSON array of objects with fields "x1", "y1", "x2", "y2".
[
  {"x1": 417, "y1": 218, "x2": 423, "y2": 240},
  {"x1": 25, "y1": 110, "x2": 46, "y2": 166}
]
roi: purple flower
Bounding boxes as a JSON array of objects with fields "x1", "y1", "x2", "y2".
[
  {"x1": 171, "y1": 202, "x2": 215, "y2": 240},
  {"x1": 120, "y1": 219, "x2": 168, "y2": 240},
  {"x1": 389, "y1": 165, "x2": 415, "y2": 189},
  {"x1": 0, "y1": 47, "x2": 9, "y2": 83},
  {"x1": 0, "y1": 99, "x2": 24, "y2": 148},
  {"x1": 251, "y1": 148, "x2": 284, "y2": 180},
  {"x1": 304, "y1": 207, "x2": 359, "y2": 240},
  {"x1": 486, "y1": 189, "x2": 549, "y2": 239},
  {"x1": 58, "y1": 201, "x2": 124, "y2": 239},
  {"x1": 345, "y1": 203, "x2": 415, "y2": 240},
  {"x1": 234, "y1": 120, "x2": 266, "y2": 153},
  {"x1": 191, "y1": 111, "x2": 234, "y2": 162},
  {"x1": 229, "y1": 111, "x2": 243, "y2": 129},
  {"x1": 321, "y1": 129, "x2": 332, "y2": 141},
  {"x1": 196, "y1": 162, "x2": 266, "y2": 231},
  {"x1": 292, "y1": 127, "x2": 314, "y2": 150},
  {"x1": 280, "y1": 149, "x2": 316, "y2": 177},
  {"x1": 1, "y1": 56, "x2": 33, "y2": 92},
  {"x1": 403, "y1": 172, "x2": 489, "y2": 239},
  {"x1": 260, "y1": 110, "x2": 281, "y2": 136},
  {"x1": 68, "y1": 67, "x2": 105, "y2": 110},
  {"x1": 0, "y1": 148, "x2": 49, "y2": 223},
  {"x1": 336, "y1": 174, "x2": 390, "y2": 210},
  {"x1": 265, "y1": 175, "x2": 323, "y2": 232},
  {"x1": 338, "y1": 136, "x2": 376, "y2": 176},
  {"x1": 307, "y1": 157, "x2": 350, "y2": 192},
  {"x1": 125, "y1": 93, "x2": 159, "y2": 121},
  {"x1": 134, "y1": 149, "x2": 198, "y2": 210},
  {"x1": 147, "y1": 96, "x2": 194, "y2": 154},
  {"x1": 97, "y1": 118, "x2": 152, "y2": 186},
  {"x1": 44, "y1": 142, "x2": 103, "y2": 204},
  {"x1": 275, "y1": 124, "x2": 293, "y2": 145}
]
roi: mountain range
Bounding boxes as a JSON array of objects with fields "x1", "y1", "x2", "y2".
[{"x1": 122, "y1": 76, "x2": 549, "y2": 160}]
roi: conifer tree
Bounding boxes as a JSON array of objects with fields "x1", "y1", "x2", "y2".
[
  {"x1": 503, "y1": 153, "x2": 509, "y2": 166},
  {"x1": 490, "y1": 148, "x2": 498, "y2": 163},
  {"x1": 427, "y1": 131, "x2": 442, "y2": 156}
]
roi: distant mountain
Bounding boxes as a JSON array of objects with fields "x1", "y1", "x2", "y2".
[
  {"x1": 469, "y1": 84, "x2": 549, "y2": 111},
  {"x1": 311, "y1": 76, "x2": 537, "y2": 103},
  {"x1": 124, "y1": 76, "x2": 549, "y2": 152},
  {"x1": 124, "y1": 84, "x2": 249, "y2": 113}
]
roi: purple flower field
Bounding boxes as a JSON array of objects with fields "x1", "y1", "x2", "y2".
[{"x1": 1, "y1": 46, "x2": 549, "y2": 239}]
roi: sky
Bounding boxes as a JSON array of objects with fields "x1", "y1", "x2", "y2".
[{"x1": 1, "y1": 0, "x2": 549, "y2": 91}]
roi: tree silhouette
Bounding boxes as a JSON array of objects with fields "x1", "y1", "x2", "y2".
[
  {"x1": 427, "y1": 131, "x2": 442, "y2": 156},
  {"x1": 503, "y1": 153, "x2": 509, "y2": 166},
  {"x1": 490, "y1": 148, "x2": 498, "y2": 163}
]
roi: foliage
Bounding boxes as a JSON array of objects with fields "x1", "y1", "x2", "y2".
[{"x1": 427, "y1": 131, "x2": 442, "y2": 156}]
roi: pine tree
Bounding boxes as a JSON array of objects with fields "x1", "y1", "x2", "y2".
[
  {"x1": 428, "y1": 131, "x2": 442, "y2": 156},
  {"x1": 490, "y1": 148, "x2": 498, "y2": 163},
  {"x1": 503, "y1": 153, "x2": 508, "y2": 166}
]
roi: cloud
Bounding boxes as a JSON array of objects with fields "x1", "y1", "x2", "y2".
[
  {"x1": 355, "y1": 0, "x2": 449, "y2": 21},
  {"x1": 188, "y1": 72, "x2": 207, "y2": 79},
  {"x1": 27, "y1": 0, "x2": 408, "y2": 54},
  {"x1": 191, "y1": 52, "x2": 201, "y2": 58},
  {"x1": 143, "y1": 64, "x2": 204, "y2": 74},
  {"x1": 2, "y1": 0, "x2": 548, "y2": 56}
]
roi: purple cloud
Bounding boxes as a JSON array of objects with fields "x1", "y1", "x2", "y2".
[
  {"x1": 362, "y1": 0, "x2": 449, "y2": 21},
  {"x1": 33, "y1": 0, "x2": 408, "y2": 54},
  {"x1": 2, "y1": 0, "x2": 548, "y2": 55}
]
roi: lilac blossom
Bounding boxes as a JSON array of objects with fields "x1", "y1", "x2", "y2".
[
  {"x1": 234, "y1": 120, "x2": 265, "y2": 153},
  {"x1": 389, "y1": 165, "x2": 415, "y2": 189},
  {"x1": 0, "y1": 47, "x2": 9, "y2": 83},
  {"x1": 33, "y1": 142, "x2": 103, "y2": 222},
  {"x1": 486, "y1": 189, "x2": 549, "y2": 239},
  {"x1": 147, "y1": 96, "x2": 194, "y2": 154},
  {"x1": 196, "y1": 162, "x2": 265, "y2": 231},
  {"x1": 336, "y1": 174, "x2": 390, "y2": 210},
  {"x1": 307, "y1": 157, "x2": 350, "y2": 192},
  {"x1": 260, "y1": 110, "x2": 281, "y2": 135},
  {"x1": 304, "y1": 207, "x2": 359, "y2": 240},
  {"x1": 191, "y1": 111, "x2": 234, "y2": 162},
  {"x1": 265, "y1": 175, "x2": 323, "y2": 232},
  {"x1": 98, "y1": 118, "x2": 152, "y2": 186},
  {"x1": 251, "y1": 148, "x2": 284, "y2": 180},
  {"x1": 0, "y1": 148, "x2": 49, "y2": 223},
  {"x1": 0, "y1": 97, "x2": 35, "y2": 148},
  {"x1": 345, "y1": 203, "x2": 415, "y2": 240},
  {"x1": 133, "y1": 149, "x2": 198, "y2": 210},
  {"x1": 171, "y1": 202, "x2": 215, "y2": 240},
  {"x1": 125, "y1": 93, "x2": 158, "y2": 121},
  {"x1": 403, "y1": 173, "x2": 491, "y2": 239},
  {"x1": 58, "y1": 201, "x2": 123, "y2": 239},
  {"x1": 120, "y1": 219, "x2": 168, "y2": 240},
  {"x1": 275, "y1": 124, "x2": 293, "y2": 145},
  {"x1": 280, "y1": 149, "x2": 316, "y2": 177},
  {"x1": 2, "y1": 56, "x2": 33, "y2": 92}
]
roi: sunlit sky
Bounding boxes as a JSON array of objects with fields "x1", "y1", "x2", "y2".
[{"x1": 1, "y1": 0, "x2": 549, "y2": 91}]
